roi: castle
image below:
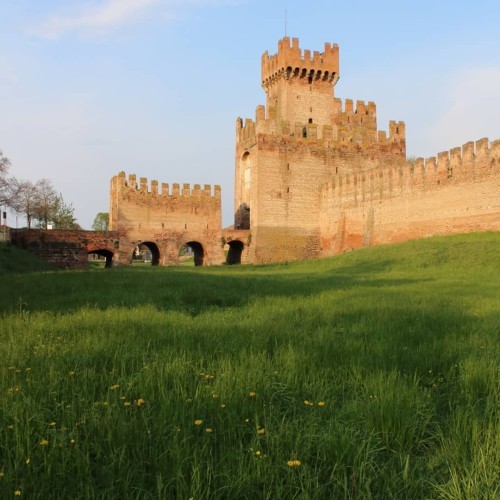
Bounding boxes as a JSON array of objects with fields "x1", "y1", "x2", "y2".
[{"x1": 107, "y1": 37, "x2": 499, "y2": 267}]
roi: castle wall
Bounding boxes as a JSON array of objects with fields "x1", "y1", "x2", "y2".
[
  {"x1": 109, "y1": 172, "x2": 224, "y2": 266},
  {"x1": 235, "y1": 101, "x2": 406, "y2": 263},
  {"x1": 320, "y1": 139, "x2": 500, "y2": 253}
]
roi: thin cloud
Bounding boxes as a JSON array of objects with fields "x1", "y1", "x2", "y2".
[
  {"x1": 30, "y1": 0, "x2": 165, "y2": 40},
  {"x1": 29, "y1": 0, "x2": 245, "y2": 40}
]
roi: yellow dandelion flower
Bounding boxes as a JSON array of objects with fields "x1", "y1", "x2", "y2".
[
  {"x1": 304, "y1": 400, "x2": 314, "y2": 406},
  {"x1": 40, "y1": 439, "x2": 49, "y2": 446},
  {"x1": 205, "y1": 428, "x2": 213, "y2": 433},
  {"x1": 257, "y1": 428, "x2": 265, "y2": 436},
  {"x1": 255, "y1": 450, "x2": 261, "y2": 457},
  {"x1": 211, "y1": 393, "x2": 218, "y2": 399},
  {"x1": 287, "y1": 459, "x2": 301, "y2": 467},
  {"x1": 110, "y1": 384, "x2": 119, "y2": 390},
  {"x1": 123, "y1": 401, "x2": 131, "y2": 407},
  {"x1": 15, "y1": 490, "x2": 22, "y2": 496},
  {"x1": 317, "y1": 401, "x2": 325, "y2": 407},
  {"x1": 220, "y1": 404, "x2": 226, "y2": 409},
  {"x1": 25, "y1": 458, "x2": 30, "y2": 465},
  {"x1": 244, "y1": 418, "x2": 250, "y2": 423},
  {"x1": 68, "y1": 371, "x2": 75, "y2": 377},
  {"x1": 248, "y1": 391, "x2": 256, "y2": 398},
  {"x1": 0, "y1": 471, "x2": 5, "y2": 478},
  {"x1": 25, "y1": 368, "x2": 31, "y2": 372},
  {"x1": 49, "y1": 422, "x2": 56, "y2": 427},
  {"x1": 136, "y1": 398, "x2": 145, "y2": 407},
  {"x1": 194, "y1": 420, "x2": 203, "y2": 426},
  {"x1": 70, "y1": 439, "x2": 76, "y2": 444}
]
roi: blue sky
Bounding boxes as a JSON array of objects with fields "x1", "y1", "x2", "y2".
[{"x1": 1, "y1": 0, "x2": 499, "y2": 229}]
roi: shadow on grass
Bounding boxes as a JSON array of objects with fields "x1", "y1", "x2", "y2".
[{"x1": 0, "y1": 258, "x2": 431, "y2": 315}]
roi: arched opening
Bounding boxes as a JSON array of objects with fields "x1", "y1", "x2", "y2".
[
  {"x1": 226, "y1": 240, "x2": 244, "y2": 265},
  {"x1": 179, "y1": 241, "x2": 204, "y2": 267},
  {"x1": 132, "y1": 242, "x2": 160, "y2": 266},
  {"x1": 88, "y1": 249, "x2": 113, "y2": 268}
]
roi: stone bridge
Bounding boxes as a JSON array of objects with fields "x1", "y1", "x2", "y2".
[
  {"x1": 10, "y1": 228, "x2": 252, "y2": 269},
  {"x1": 11, "y1": 229, "x2": 122, "y2": 269}
]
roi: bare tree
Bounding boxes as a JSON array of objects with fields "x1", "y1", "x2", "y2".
[
  {"x1": 32, "y1": 179, "x2": 58, "y2": 229},
  {"x1": 12, "y1": 180, "x2": 38, "y2": 229},
  {"x1": 0, "y1": 149, "x2": 18, "y2": 207}
]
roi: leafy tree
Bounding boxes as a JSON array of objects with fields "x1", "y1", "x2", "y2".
[
  {"x1": 52, "y1": 195, "x2": 80, "y2": 229},
  {"x1": 92, "y1": 212, "x2": 109, "y2": 231}
]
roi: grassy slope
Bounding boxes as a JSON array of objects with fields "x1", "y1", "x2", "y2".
[
  {"x1": 0, "y1": 242, "x2": 56, "y2": 275},
  {"x1": 0, "y1": 232, "x2": 499, "y2": 499}
]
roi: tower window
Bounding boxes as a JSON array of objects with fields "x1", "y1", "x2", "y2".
[
  {"x1": 308, "y1": 118, "x2": 313, "y2": 124},
  {"x1": 308, "y1": 75, "x2": 313, "y2": 84}
]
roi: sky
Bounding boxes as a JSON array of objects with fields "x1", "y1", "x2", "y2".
[{"x1": 1, "y1": 0, "x2": 499, "y2": 229}]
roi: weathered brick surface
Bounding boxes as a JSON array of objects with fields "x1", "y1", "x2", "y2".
[
  {"x1": 320, "y1": 139, "x2": 500, "y2": 253},
  {"x1": 11, "y1": 230, "x2": 121, "y2": 269},
  {"x1": 236, "y1": 37, "x2": 407, "y2": 263},
  {"x1": 109, "y1": 172, "x2": 225, "y2": 266}
]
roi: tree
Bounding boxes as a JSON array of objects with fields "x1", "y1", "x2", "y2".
[
  {"x1": 11, "y1": 180, "x2": 38, "y2": 228},
  {"x1": 92, "y1": 212, "x2": 109, "y2": 231},
  {"x1": 13, "y1": 179, "x2": 79, "y2": 229},
  {"x1": 33, "y1": 179, "x2": 58, "y2": 229},
  {"x1": 51, "y1": 195, "x2": 80, "y2": 229},
  {"x1": 0, "y1": 149, "x2": 18, "y2": 207}
]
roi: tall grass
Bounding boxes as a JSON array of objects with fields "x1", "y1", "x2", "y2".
[{"x1": 0, "y1": 232, "x2": 499, "y2": 498}]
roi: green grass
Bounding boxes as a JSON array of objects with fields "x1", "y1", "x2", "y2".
[
  {"x1": 0, "y1": 242, "x2": 56, "y2": 274},
  {"x1": 0, "y1": 232, "x2": 499, "y2": 499}
]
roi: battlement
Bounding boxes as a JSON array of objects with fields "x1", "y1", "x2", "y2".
[
  {"x1": 322, "y1": 137, "x2": 499, "y2": 208},
  {"x1": 236, "y1": 103, "x2": 405, "y2": 150},
  {"x1": 333, "y1": 98, "x2": 377, "y2": 117},
  {"x1": 112, "y1": 172, "x2": 221, "y2": 198},
  {"x1": 262, "y1": 36, "x2": 339, "y2": 88}
]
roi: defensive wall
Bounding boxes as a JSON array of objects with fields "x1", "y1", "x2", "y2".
[
  {"x1": 8, "y1": 36, "x2": 499, "y2": 269},
  {"x1": 11, "y1": 229, "x2": 122, "y2": 269},
  {"x1": 109, "y1": 172, "x2": 225, "y2": 266},
  {"x1": 320, "y1": 138, "x2": 500, "y2": 253}
]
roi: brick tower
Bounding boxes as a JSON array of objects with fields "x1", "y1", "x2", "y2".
[{"x1": 235, "y1": 37, "x2": 406, "y2": 263}]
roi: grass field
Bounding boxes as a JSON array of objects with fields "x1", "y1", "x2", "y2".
[{"x1": 0, "y1": 232, "x2": 499, "y2": 499}]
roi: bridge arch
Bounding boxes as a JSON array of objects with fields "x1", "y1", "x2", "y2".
[
  {"x1": 132, "y1": 242, "x2": 160, "y2": 266},
  {"x1": 180, "y1": 241, "x2": 205, "y2": 267},
  {"x1": 88, "y1": 249, "x2": 114, "y2": 268}
]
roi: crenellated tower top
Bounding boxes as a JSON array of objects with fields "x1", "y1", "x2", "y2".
[
  {"x1": 259, "y1": 37, "x2": 341, "y2": 129},
  {"x1": 261, "y1": 36, "x2": 340, "y2": 90}
]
